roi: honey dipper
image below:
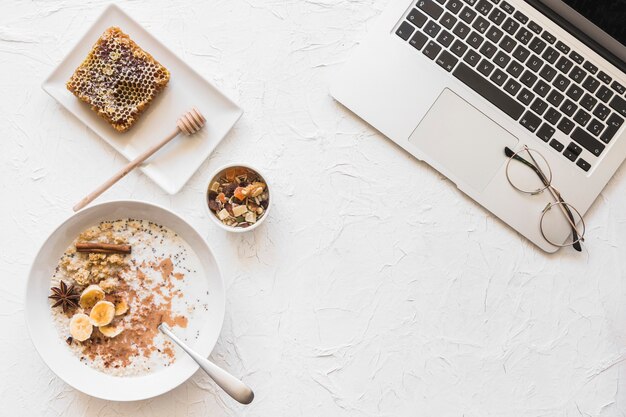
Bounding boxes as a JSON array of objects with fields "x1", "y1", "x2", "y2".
[{"x1": 73, "y1": 108, "x2": 206, "y2": 212}]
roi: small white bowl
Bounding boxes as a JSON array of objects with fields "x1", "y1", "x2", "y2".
[{"x1": 204, "y1": 164, "x2": 272, "y2": 233}]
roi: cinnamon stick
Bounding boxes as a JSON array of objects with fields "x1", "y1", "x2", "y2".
[{"x1": 75, "y1": 242, "x2": 131, "y2": 254}]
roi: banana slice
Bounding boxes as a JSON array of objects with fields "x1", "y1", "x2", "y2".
[
  {"x1": 99, "y1": 324, "x2": 124, "y2": 338},
  {"x1": 89, "y1": 300, "x2": 115, "y2": 327},
  {"x1": 69, "y1": 313, "x2": 93, "y2": 342},
  {"x1": 114, "y1": 300, "x2": 129, "y2": 316},
  {"x1": 79, "y1": 284, "x2": 105, "y2": 309}
]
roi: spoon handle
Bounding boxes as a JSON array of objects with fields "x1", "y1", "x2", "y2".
[{"x1": 159, "y1": 323, "x2": 254, "y2": 404}]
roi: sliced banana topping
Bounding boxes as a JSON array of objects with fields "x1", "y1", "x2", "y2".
[
  {"x1": 99, "y1": 324, "x2": 124, "y2": 338},
  {"x1": 79, "y1": 284, "x2": 105, "y2": 309},
  {"x1": 89, "y1": 300, "x2": 115, "y2": 327},
  {"x1": 114, "y1": 300, "x2": 129, "y2": 316},
  {"x1": 69, "y1": 313, "x2": 93, "y2": 342}
]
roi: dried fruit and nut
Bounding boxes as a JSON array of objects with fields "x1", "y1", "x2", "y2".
[{"x1": 207, "y1": 167, "x2": 269, "y2": 228}]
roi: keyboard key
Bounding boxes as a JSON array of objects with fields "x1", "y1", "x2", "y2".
[
  {"x1": 453, "y1": 62, "x2": 525, "y2": 119},
  {"x1": 453, "y1": 21, "x2": 471, "y2": 39},
  {"x1": 568, "y1": 66, "x2": 586, "y2": 84},
  {"x1": 440, "y1": 12, "x2": 458, "y2": 29},
  {"x1": 553, "y1": 74, "x2": 570, "y2": 92},
  {"x1": 582, "y1": 76, "x2": 600, "y2": 93},
  {"x1": 408, "y1": 8, "x2": 428, "y2": 27},
  {"x1": 528, "y1": 20, "x2": 542, "y2": 34},
  {"x1": 486, "y1": 26, "x2": 504, "y2": 43},
  {"x1": 437, "y1": 30, "x2": 455, "y2": 47},
  {"x1": 493, "y1": 51, "x2": 510, "y2": 68},
  {"x1": 563, "y1": 148, "x2": 577, "y2": 161},
  {"x1": 436, "y1": 50, "x2": 459, "y2": 71},
  {"x1": 539, "y1": 66, "x2": 557, "y2": 82},
  {"x1": 533, "y1": 79, "x2": 550, "y2": 97},
  {"x1": 446, "y1": 0, "x2": 464, "y2": 14},
  {"x1": 529, "y1": 37, "x2": 546, "y2": 54},
  {"x1": 550, "y1": 139, "x2": 565, "y2": 152},
  {"x1": 513, "y1": 10, "x2": 528, "y2": 24},
  {"x1": 573, "y1": 108, "x2": 589, "y2": 126},
  {"x1": 409, "y1": 31, "x2": 429, "y2": 49},
  {"x1": 609, "y1": 95, "x2": 626, "y2": 117},
  {"x1": 512, "y1": 45, "x2": 530, "y2": 63},
  {"x1": 467, "y1": 31, "x2": 484, "y2": 48},
  {"x1": 502, "y1": 18, "x2": 519, "y2": 35},
  {"x1": 451, "y1": 39, "x2": 469, "y2": 56},
  {"x1": 587, "y1": 118, "x2": 604, "y2": 136},
  {"x1": 499, "y1": 35, "x2": 517, "y2": 53},
  {"x1": 488, "y1": 8, "x2": 506, "y2": 25},
  {"x1": 531, "y1": 97, "x2": 548, "y2": 115},
  {"x1": 611, "y1": 81, "x2": 626, "y2": 95},
  {"x1": 567, "y1": 142, "x2": 582, "y2": 156},
  {"x1": 504, "y1": 78, "x2": 521, "y2": 95},
  {"x1": 490, "y1": 68, "x2": 508, "y2": 85},
  {"x1": 541, "y1": 31, "x2": 556, "y2": 44},
  {"x1": 500, "y1": 1, "x2": 514, "y2": 14},
  {"x1": 435, "y1": 0, "x2": 446, "y2": 4},
  {"x1": 576, "y1": 158, "x2": 591, "y2": 172},
  {"x1": 582, "y1": 61, "x2": 598, "y2": 75},
  {"x1": 476, "y1": 0, "x2": 493, "y2": 15},
  {"x1": 536, "y1": 123, "x2": 555, "y2": 141},
  {"x1": 526, "y1": 55, "x2": 543, "y2": 72},
  {"x1": 557, "y1": 118, "x2": 575, "y2": 134},
  {"x1": 571, "y1": 127, "x2": 605, "y2": 156},
  {"x1": 595, "y1": 85, "x2": 614, "y2": 103},
  {"x1": 569, "y1": 51, "x2": 584, "y2": 64},
  {"x1": 505, "y1": 60, "x2": 524, "y2": 78},
  {"x1": 566, "y1": 85, "x2": 584, "y2": 101},
  {"x1": 463, "y1": 0, "x2": 478, "y2": 5},
  {"x1": 600, "y1": 113, "x2": 624, "y2": 143},
  {"x1": 580, "y1": 93, "x2": 597, "y2": 111},
  {"x1": 555, "y1": 40, "x2": 570, "y2": 54},
  {"x1": 598, "y1": 71, "x2": 612, "y2": 84},
  {"x1": 542, "y1": 46, "x2": 559, "y2": 64},
  {"x1": 396, "y1": 22, "x2": 415, "y2": 40},
  {"x1": 460, "y1": 6, "x2": 477, "y2": 23},
  {"x1": 556, "y1": 56, "x2": 573, "y2": 73},
  {"x1": 544, "y1": 107, "x2": 561, "y2": 124},
  {"x1": 477, "y1": 58, "x2": 495, "y2": 76},
  {"x1": 593, "y1": 103, "x2": 610, "y2": 121},
  {"x1": 479, "y1": 41, "x2": 497, "y2": 58},
  {"x1": 464, "y1": 49, "x2": 481, "y2": 66},
  {"x1": 515, "y1": 28, "x2": 532, "y2": 45},
  {"x1": 424, "y1": 20, "x2": 442, "y2": 37},
  {"x1": 472, "y1": 16, "x2": 490, "y2": 33},
  {"x1": 417, "y1": 0, "x2": 444, "y2": 19},
  {"x1": 560, "y1": 99, "x2": 577, "y2": 116},
  {"x1": 520, "y1": 110, "x2": 542, "y2": 132},
  {"x1": 518, "y1": 88, "x2": 534, "y2": 105},
  {"x1": 422, "y1": 41, "x2": 442, "y2": 59},
  {"x1": 547, "y1": 90, "x2": 564, "y2": 106},
  {"x1": 520, "y1": 70, "x2": 538, "y2": 87}
]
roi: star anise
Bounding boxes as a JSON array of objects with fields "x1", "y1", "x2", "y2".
[{"x1": 49, "y1": 280, "x2": 80, "y2": 313}]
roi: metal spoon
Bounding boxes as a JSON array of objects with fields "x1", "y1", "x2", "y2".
[{"x1": 159, "y1": 323, "x2": 254, "y2": 404}]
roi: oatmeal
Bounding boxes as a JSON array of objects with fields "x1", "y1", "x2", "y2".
[{"x1": 49, "y1": 219, "x2": 209, "y2": 376}]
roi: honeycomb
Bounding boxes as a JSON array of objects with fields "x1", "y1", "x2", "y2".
[{"x1": 66, "y1": 27, "x2": 170, "y2": 132}]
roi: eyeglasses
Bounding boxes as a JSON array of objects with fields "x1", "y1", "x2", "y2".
[{"x1": 504, "y1": 146, "x2": 585, "y2": 251}]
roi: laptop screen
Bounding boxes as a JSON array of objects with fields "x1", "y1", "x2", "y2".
[{"x1": 531, "y1": 0, "x2": 626, "y2": 70}]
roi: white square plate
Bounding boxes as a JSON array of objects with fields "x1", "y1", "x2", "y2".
[{"x1": 42, "y1": 4, "x2": 243, "y2": 195}]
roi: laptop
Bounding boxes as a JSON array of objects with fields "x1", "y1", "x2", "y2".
[{"x1": 331, "y1": 0, "x2": 626, "y2": 253}]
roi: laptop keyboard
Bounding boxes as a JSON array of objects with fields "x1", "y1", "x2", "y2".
[{"x1": 395, "y1": 0, "x2": 626, "y2": 172}]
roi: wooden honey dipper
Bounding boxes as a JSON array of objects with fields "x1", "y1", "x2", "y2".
[{"x1": 73, "y1": 108, "x2": 206, "y2": 212}]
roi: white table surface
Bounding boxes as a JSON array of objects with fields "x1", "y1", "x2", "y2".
[{"x1": 2, "y1": 1, "x2": 626, "y2": 416}]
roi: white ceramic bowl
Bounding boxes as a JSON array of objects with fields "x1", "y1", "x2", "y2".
[
  {"x1": 25, "y1": 200, "x2": 225, "y2": 401},
  {"x1": 204, "y1": 164, "x2": 272, "y2": 233}
]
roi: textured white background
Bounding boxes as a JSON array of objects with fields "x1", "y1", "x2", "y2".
[{"x1": 2, "y1": 0, "x2": 626, "y2": 416}]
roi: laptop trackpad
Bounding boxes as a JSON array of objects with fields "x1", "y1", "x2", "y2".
[{"x1": 408, "y1": 88, "x2": 518, "y2": 192}]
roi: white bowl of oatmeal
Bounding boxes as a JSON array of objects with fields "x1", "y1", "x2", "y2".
[
  {"x1": 25, "y1": 200, "x2": 225, "y2": 401},
  {"x1": 205, "y1": 164, "x2": 271, "y2": 233}
]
